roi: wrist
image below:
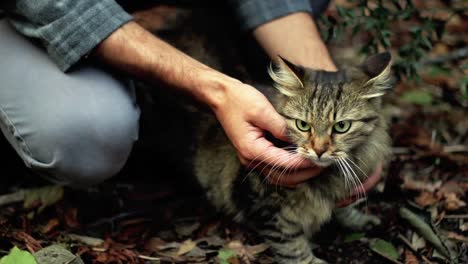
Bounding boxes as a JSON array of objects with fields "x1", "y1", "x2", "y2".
[{"x1": 194, "y1": 69, "x2": 240, "y2": 111}]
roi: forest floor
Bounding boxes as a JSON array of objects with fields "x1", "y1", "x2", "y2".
[{"x1": 0, "y1": 1, "x2": 467, "y2": 263}]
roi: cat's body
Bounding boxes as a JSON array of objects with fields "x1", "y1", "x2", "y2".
[
  {"x1": 148, "y1": 9, "x2": 392, "y2": 263},
  {"x1": 190, "y1": 64, "x2": 391, "y2": 263}
]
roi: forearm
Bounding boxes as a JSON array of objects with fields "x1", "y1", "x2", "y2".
[
  {"x1": 93, "y1": 21, "x2": 233, "y2": 110},
  {"x1": 253, "y1": 12, "x2": 337, "y2": 71}
]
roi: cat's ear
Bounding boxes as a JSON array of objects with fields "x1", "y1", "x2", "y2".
[
  {"x1": 359, "y1": 52, "x2": 392, "y2": 99},
  {"x1": 268, "y1": 55, "x2": 305, "y2": 96}
]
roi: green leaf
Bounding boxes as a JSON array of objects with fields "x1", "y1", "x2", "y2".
[
  {"x1": 217, "y1": 249, "x2": 236, "y2": 264},
  {"x1": 23, "y1": 185, "x2": 64, "y2": 217},
  {"x1": 401, "y1": 90, "x2": 433, "y2": 105},
  {"x1": 428, "y1": 65, "x2": 451, "y2": 77},
  {"x1": 0, "y1": 247, "x2": 37, "y2": 264},
  {"x1": 344, "y1": 232, "x2": 365, "y2": 243},
  {"x1": 369, "y1": 238, "x2": 399, "y2": 261},
  {"x1": 459, "y1": 76, "x2": 468, "y2": 100}
]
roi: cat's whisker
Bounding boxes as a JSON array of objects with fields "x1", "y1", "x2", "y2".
[
  {"x1": 335, "y1": 159, "x2": 350, "y2": 192},
  {"x1": 258, "y1": 152, "x2": 298, "y2": 186},
  {"x1": 241, "y1": 149, "x2": 298, "y2": 184},
  {"x1": 276, "y1": 155, "x2": 303, "y2": 188},
  {"x1": 341, "y1": 158, "x2": 366, "y2": 201},
  {"x1": 344, "y1": 156, "x2": 367, "y2": 178},
  {"x1": 339, "y1": 158, "x2": 357, "y2": 195}
]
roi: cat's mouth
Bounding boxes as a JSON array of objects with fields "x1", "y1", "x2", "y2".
[{"x1": 309, "y1": 158, "x2": 334, "y2": 167}]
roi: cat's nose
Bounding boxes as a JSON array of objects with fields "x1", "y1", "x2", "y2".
[{"x1": 314, "y1": 147, "x2": 327, "y2": 158}]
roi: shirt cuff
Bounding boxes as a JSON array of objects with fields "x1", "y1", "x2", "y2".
[
  {"x1": 231, "y1": 0, "x2": 313, "y2": 31},
  {"x1": 40, "y1": 0, "x2": 132, "y2": 72}
]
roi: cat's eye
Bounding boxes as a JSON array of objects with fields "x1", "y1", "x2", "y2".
[
  {"x1": 295, "y1": 119, "x2": 311, "y2": 132},
  {"x1": 333, "y1": 120, "x2": 352, "y2": 133}
]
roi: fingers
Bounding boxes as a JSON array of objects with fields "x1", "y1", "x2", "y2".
[
  {"x1": 263, "y1": 166, "x2": 323, "y2": 187},
  {"x1": 241, "y1": 137, "x2": 313, "y2": 169}
]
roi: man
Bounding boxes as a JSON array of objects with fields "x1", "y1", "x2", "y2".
[{"x1": 0, "y1": 1, "x2": 380, "y2": 192}]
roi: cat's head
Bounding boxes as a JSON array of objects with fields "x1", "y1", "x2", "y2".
[{"x1": 268, "y1": 52, "x2": 392, "y2": 167}]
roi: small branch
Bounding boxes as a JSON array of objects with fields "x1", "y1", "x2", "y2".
[
  {"x1": 420, "y1": 47, "x2": 468, "y2": 65},
  {"x1": 443, "y1": 214, "x2": 468, "y2": 219}
]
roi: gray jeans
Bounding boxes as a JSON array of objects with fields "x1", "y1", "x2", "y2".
[{"x1": 0, "y1": 20, "x2": 140, "y2": 186}]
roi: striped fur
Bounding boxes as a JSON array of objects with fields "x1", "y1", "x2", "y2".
[{"x1": 193, "y1": 53, "x2": 392, "y2": 263}]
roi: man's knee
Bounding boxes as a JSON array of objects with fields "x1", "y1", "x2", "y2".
[{"x1": 26, "y1": 97, "x2": 140, "y2": 186}]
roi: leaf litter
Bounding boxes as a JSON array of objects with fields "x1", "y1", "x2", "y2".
[{"x1": 0, "y1": 1, "x2": 467, "y2": 263}]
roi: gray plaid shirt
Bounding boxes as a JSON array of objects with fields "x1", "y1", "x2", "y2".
[{"x1": 2, "y1": 0, "x2": 316, "y2": 72}]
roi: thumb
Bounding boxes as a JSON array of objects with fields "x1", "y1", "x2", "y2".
[{"x1": 254, "y1": 106, "x2": 289, "y2": 142}]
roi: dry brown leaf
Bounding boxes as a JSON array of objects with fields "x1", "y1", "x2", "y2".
[
  {"x1": 14, "y1": 231, "x2": 42, "y2": 252},
  {"x1": 404, "y1": 249, "x2": 419, "y2": 264},
  {"x1": 40, "y1": 218, "x2": 60, "y2": 234},
  {"x1": 443, "y1": 231, "x2": 468, "y2": 243},
  {"x1": 176, "y1": 239, "x2": 196, "y2": 256},
  {"x1": 415, "y1": 191, "x2": 440, "y2": 207},
  {"x1": 144, "y1": 237, "x2": 167, "y2": 252},
  {"x1": 460, "y1": 223, "x2": 468, "y2": 232},
  {"x1": 69, "y1": 234, "x2": 104, "y2": 247},
  {"x1": 441, "y1": 193, "x2": 466, "y2": 211},
  {"x1": 402, "y1": 178, "x2": 442, "y2": 192}
]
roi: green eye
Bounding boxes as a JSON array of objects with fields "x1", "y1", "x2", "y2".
[
  {"x1": 333, "y1": 120, "x2": 352, "y2": 133},
  {"x1": 295, "y1": 119, "x2": 311, "y2": 132}
]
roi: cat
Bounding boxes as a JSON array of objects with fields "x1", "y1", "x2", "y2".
[
  {"x1": 144, "y1": 8, "x2": 392, "y2": 263},
  {"x1": 189, "y1": 53, "x2": 392, "y2": 263}
]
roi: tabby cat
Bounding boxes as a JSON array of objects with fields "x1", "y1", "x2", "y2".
[
  {"x1": 189, "y1": 53, "x2": 392, "y2": 263},
  {"x1": 149, "y1": 9, "x2": 392, "y2": 263}
]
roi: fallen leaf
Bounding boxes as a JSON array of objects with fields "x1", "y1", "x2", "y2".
[
  {"x1": 40, "y1": 218, "x2": 60, "y2": 234},
  {"x1": 69, "y1": 234, "x2": 104, "y2": 247},
  {"x1": 399, "y1": 207, "x2": 453, "y2": 261},
  {"x1": 344, "y1": 232, "x2": 366, "y2": 243},
  {"x1": 460, "y1": 223, "x2": 468, "y2": 232},
  {"x1": 410, "y1": 232, "x2": 426, "y2": 251},
  {"x1": 401, "y1": 178, "x2": 442, "y2": 193},
  {"x1": 441, "y1": 192, "x2": 466, "y2": 211},
  {"x1": 404, "y1": 249, "x2": 419, "y2": 264},
  {"x1": 23, "y1": 185, "x2": 64, "y2": 215},
  {"x1": 217, "y1": 249, "x2": 237, "y2": 264},
  {"x1": 415, "y1": 191, "x2": 439, "y2": 207},
  {"x1": 176, "y1": 239, "x2": 196, "y2": 256},
  {"x1": 369, "y1": 238, "x2": 399, "y2": 261},
  {"x1": 0, "y1": 246, "x2": 37, "y2": 264}
]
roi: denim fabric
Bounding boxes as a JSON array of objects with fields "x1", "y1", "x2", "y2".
[{"x1": 0, "y1": 20, "x2": 140, "y2": 186}]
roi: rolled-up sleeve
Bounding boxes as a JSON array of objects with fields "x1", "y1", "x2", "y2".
[
  {"x1": 3, "y1": 0, "x2": 132, "y2": 71},
  {"x1": 227, "y1": 0, "x2": 313, "y2": 31}
]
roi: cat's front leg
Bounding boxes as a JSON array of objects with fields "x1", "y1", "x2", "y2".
[
  {"x1": 258, "y1": 217, "x2": 327, "y2": 264},
  {"x1": 334, "y1": 205, "x2": 381, "y2": 231}
]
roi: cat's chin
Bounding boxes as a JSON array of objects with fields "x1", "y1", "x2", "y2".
[{"x1": 310, "y1": 159, "x2": 334, "y2": 168}]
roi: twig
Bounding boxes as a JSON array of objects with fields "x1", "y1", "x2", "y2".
[
  {"x1": 443, "y1": 214, "x2": 468, "y2": 219},
  {"x1": 421, "y1": 255, "x2": 435, "y2": 264},
  {"x1": 420, "y1": 47, "x2": 468, "y2": 65},
  {"x1": 442, "y1": 145, "x2": 468, "y2": 153},
  {"x1": 397, "y1": 233, "x2": 418, "y2": 252},
  {"x1": 138, "y1": 255, "x2": 161, "y2": 261}
]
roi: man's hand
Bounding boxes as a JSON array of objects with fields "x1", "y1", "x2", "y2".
[{"x1": 210, "y1": 77, "x2": 322, "y2": 187}]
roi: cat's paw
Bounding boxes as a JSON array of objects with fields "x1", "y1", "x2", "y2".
[{"x1": 334, "y1": 206, "x2": 381, "y2": 231}]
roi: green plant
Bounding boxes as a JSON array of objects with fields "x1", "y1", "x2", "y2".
[{"x1": 318, "y1": 0, "x2": 464, "y2": 81}]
